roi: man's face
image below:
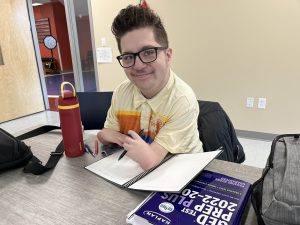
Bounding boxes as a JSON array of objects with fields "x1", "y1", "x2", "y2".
[{"x1": 120, "y1": 27, "x2": 172, "y2": 99}]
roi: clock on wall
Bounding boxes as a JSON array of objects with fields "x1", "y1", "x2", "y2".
[{"x1": 43, "y1": 35, "x2": 57, "y2": 50}]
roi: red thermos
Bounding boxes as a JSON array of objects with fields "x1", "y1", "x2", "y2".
[{"x1": 58, "y1": 82, "x2": 84, "y2": 157}]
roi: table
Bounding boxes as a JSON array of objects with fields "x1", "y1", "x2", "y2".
[{"x1": 0, "y1": 130, "x2": 262, "y2": 225}]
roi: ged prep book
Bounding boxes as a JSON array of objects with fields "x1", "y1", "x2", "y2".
[{"x1": 127, "y1": 170, "x2": 252, "y2": 225}]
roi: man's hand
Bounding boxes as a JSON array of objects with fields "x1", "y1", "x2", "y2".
[
  {"x1": 123, "y1": 130, "x2": 168, "y2": 170},
  {"x1": 123, "y1": 130, "x2": 150, "y2": 162},
  {"x1": 97, "y1": 128, "x2": 127, "y2": 146}
]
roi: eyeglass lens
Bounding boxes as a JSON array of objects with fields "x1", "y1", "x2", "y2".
[{"x1": 119, "y1": 48, "x2": 159, "y2": 68}]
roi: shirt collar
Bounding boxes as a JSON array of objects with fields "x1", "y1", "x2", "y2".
[{"x1": 133, "y1": 69, "x2": 175, "y2": 111}]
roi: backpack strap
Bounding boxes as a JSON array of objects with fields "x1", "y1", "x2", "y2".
[
  {"x1": 268, "y1": 134, "x2": 300, "y2": 168},
  {"x1": 17, "y1": 125, "x2": 64, "y2": 175},
  {"x1": 251, "y1": 168, "x2": 270, "y2": 225}
]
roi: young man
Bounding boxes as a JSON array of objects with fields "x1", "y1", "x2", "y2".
[{"x1": 97, "y1": 5, "x2": 202, "y2": 170}]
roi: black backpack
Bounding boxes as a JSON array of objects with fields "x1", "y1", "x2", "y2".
[
  {"x1": 0, "y1": 125, "x2": 63, "y2": 175},
  {"x1": 198, "y1": 100, "x2": 245, "y2": 163}
]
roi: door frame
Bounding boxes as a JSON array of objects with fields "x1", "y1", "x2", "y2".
[{"x1": 26, "y1": 0, "x2": 49, "y2": 109}]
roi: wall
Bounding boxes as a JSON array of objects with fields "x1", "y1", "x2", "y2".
[
  {"x1": 0, "y1": 0, "x2": 44, "y2": 122},
  {"x1": 91, "y1": 1, "x2": 129, "y2": 91},
  {"x1": 91, "y1": 0, "x2": 300, "y2": 134}
]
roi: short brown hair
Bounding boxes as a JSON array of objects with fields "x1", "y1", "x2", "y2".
[{"x1": 111, "y1": 5, "x2": 169, "y2": 52}]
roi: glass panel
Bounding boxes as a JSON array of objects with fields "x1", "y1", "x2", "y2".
[{"x1": 73, "y1": 0, "x2": 97, "y2": 92}]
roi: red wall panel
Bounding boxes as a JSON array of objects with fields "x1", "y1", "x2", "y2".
[{"x1": 33, "y1": 2, "x2": 73, "y2": 72}]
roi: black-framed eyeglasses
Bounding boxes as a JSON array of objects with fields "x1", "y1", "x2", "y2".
[{"x1": 116, "y1": 46, "x2": 167, "y2": 68}]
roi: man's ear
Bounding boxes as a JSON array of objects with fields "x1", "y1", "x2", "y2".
[{"x1": 166, "y1": 47, "x2": 173, "y2": 63}]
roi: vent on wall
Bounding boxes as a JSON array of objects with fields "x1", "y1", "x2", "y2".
[{"x1": 35, "y1": 18, "x2": 51, "y2": 43}]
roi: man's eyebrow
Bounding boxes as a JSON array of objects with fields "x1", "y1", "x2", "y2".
[
  {"x1": 121, "y1": 45, "x2": 157, "y2": 55},
  {"x1": 140, "y1": 45, "x2": 156, "y2": 50}
]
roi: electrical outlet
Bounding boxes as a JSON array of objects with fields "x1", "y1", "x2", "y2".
[
  {"x1": 258, "y1": 98, "x2": 267, "y2": 109},
  {"x1": 246, "y1": 97, "x2": 254, "y2": 108}
]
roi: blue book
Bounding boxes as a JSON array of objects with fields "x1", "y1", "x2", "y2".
[{"x1": 127, "y1": 170, "x2": 252, "y2": 225}]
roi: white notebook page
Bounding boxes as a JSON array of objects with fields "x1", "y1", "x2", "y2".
[
  {"x1": 85, "y1": 151, "x2": 144, "y2": 186},
  {"x1": 129, "y1": 150, "x2": 221, "y2": 192}
]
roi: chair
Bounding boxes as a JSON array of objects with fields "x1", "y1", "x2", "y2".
[
  {"x1": 77, "y1": 92, "x2": 113, "y2": 130},
  {"x1": 198, "y1": 100, "x2": 245, "y2": 163}
]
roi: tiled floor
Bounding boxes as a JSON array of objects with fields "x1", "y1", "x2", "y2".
[
  {"x1": 239, "y1": 137, "x2": 271, "y2": 168},
  {"x1": 0, "y1": 111, "x2": 272, "y2": 169}
]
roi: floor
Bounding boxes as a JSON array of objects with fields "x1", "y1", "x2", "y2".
[{"x1": 0, "y1": 111, "x2": 272, "y2": 169}]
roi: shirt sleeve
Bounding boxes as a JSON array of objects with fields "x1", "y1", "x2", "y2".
[{"x1": 154, "y1": 96, "x2": 203, "y2": 154}]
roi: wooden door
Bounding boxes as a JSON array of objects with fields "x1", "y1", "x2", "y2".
[{"x1": 0, "y1": 0, "x2": 44, "y2": 122}]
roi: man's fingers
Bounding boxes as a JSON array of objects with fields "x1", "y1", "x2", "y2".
[
  {"x1": 124, "y1": 136, "x2": 132, "y2": 143},
  {"x1": 127, "y1": 130, "x2": 140, "y2": 139},
  {"x1": 123, "y1": 142, "x2": 129, "y2": 149}
]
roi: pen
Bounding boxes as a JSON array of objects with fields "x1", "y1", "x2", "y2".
[
  {"x1": 94, "y1": 139, "x2": 99, "y2": 155},
  {"x1": 118, "y1": 129, "x2": 144, "y2": 161},
  {"x1": 84, "y1": 144, "x2": 95, "y2": 158}
]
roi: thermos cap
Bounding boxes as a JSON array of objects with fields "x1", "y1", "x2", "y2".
[
  {"x1": 58, "y1": 82, "x2": 79, "y2": 110},
  {"x1": 60, "y1": 82, "x2": 76, "y2": 99},
  {"x1": 62, "y1": 90, "x2": 75, "y2": 99}
]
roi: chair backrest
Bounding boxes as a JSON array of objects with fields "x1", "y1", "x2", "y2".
[
  {"x1": 77, "y1": 92, "x2": 113, "y2": 130},
  {"x1": 198, "y1": 100, "x2": 245, "y2": 163}
]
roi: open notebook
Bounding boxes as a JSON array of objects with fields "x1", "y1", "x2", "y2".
[{"x1": 85, "y1": 148, "x2": 221, "y2": 193}]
